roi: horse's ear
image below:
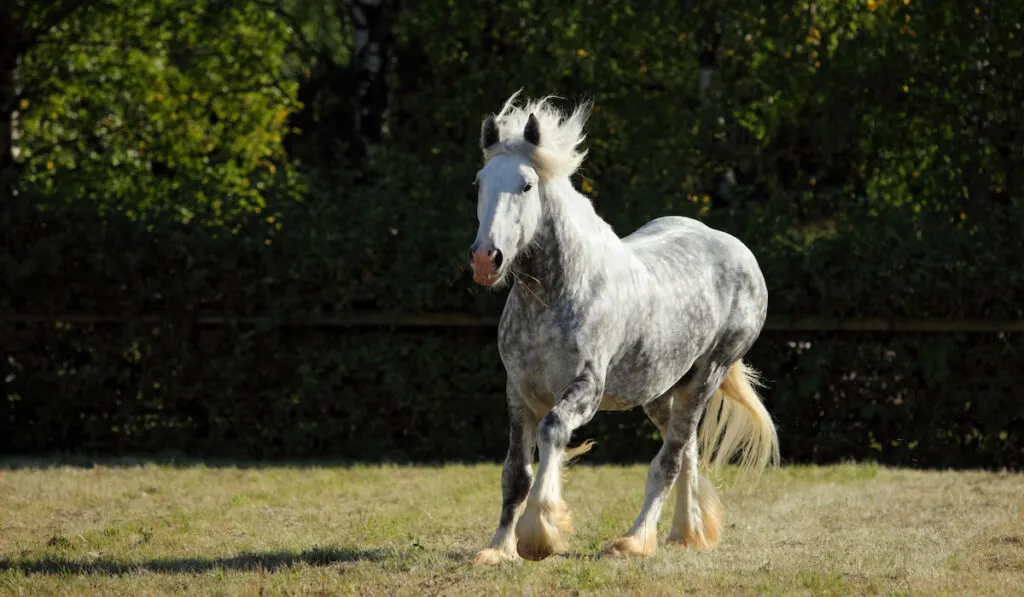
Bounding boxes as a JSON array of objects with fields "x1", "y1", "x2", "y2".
[
  {"x1": 523, "y1": 113, "x2": 541, "y2": 146},
  {"x1": 480, "y1": 115, "x2": 499, "y2": 149}
]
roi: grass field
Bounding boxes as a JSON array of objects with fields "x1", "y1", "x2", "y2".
[{"x1": 1, "y1": 459, "x2": 1022, "y2": 596}]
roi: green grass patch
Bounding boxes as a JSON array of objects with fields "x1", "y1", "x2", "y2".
[{"x1": 1, "y1": 460, "x2": 1022, "y2": 596}]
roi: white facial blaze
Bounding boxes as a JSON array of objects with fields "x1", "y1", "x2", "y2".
[
  {"x1": 474, "y1": 155, "x2": 541, "y2": 266},
  {"x1": 475, "y1": 189, "x2": 514, "y2": 252}
]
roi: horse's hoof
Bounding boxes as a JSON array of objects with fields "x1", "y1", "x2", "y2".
[
  {"x1": 603, "y1": 535, "x2": 656, "y2": 558},
  {"x1": 471, "y1": 547, "x2": 519, "y2": 565},
  {"x1": 667, "y1": 475, "x2": 723, "y2": 550},
  {"x1": 516, "y1": 500, "x2": 573, "y2": 561},
  {"x1": 665, "y1": 527, "x2": 719, "y2": 550}
]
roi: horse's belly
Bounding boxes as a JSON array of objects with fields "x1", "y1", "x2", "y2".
[{"x1": 602, "y1": 346, "x2": 703, "y2": 413}]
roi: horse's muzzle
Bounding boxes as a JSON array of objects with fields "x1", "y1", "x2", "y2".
[{"x1": 470, "y1": 249, "x2": 503, "y2": 286}]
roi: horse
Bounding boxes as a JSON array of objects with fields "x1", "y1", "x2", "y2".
[{"x1": 466, "y1": 91, "x2": 780, "y2": 564}]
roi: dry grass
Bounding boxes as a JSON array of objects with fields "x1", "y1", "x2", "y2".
[{"x1": 1, "y1": 458, "x2": 1022, "y2": 596}]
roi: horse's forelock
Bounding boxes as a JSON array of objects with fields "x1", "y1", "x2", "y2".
[{"x1": 482, "y1": 92, "x2": 591, "y2": 181}]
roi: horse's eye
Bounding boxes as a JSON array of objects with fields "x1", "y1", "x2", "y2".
[{"x1": 522, "y1": 183, "x2": 533, "y2": 193}]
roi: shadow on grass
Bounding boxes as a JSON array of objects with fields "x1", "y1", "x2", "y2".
[
  {"x1": 0, "y1": 455, "x2": 523, "y2": 471},
  {"x1": 0, "y1": 546, "x2": 397, "y2": 576}
]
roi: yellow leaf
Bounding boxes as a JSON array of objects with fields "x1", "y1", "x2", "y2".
[
  {"x1": 46, "y1": 161, "x2": 54, "y2": 170},
  {"x1": 581, "y1": 180, "x2": 594, "y2": 193},
  {"x1": 576, "y1": 48, "x2": 588, "y2": 57},
  {"x1": 19, "y1": 99, "x2": 29, "y2": 110},
  {"x1": 867, "y1": 0, "x2": 877, "y2": 12}
]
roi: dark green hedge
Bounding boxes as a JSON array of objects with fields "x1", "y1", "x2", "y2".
[
  {"x1": 2, "y1": 196, "x2": 1022, "y2": 469},
  {"x1": 4, "y1": 316, "x2": 1022, "y2": 470}
]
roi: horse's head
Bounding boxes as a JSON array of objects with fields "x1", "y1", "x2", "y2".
[
  {"x1": 469, "y1": 113, "x2": 544, "y2": 287},
  {"x1": 468, "y1": 92, "x2": 592, "y2": 287}
]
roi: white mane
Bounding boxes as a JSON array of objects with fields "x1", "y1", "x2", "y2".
[{"x1": 482, "y1": 91, "x2": 592, "y2": 181}]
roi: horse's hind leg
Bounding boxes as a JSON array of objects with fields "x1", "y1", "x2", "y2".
[
  {"x1": 604, "y1": 361, "x2": 734, "y2": 558},
  {"x1": 665, "y1": 365, "x2": 733, "y2": 549},
  {"x1": 603, "y1": 390, "x2": 682, "y2": 558},
  {"x1": 473, "y1": 384, "x2": 537, "y2": 565}
]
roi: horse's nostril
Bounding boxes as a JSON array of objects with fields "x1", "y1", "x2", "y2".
[{"x1": 492, "y1": 250, "x2": 503, "y2": 269}]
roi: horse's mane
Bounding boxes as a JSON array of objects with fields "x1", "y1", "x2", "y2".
[{"x1": 482, "y1": 90, "x2": 592, "y2": 181}]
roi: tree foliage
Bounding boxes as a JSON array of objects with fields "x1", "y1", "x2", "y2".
[{"x1": 9, "y1": 0, "x2": 301, "y2": 218}]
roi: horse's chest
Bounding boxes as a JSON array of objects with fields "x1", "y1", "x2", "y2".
[
  {"x1": 498, "y1": 316, "x2": 578, "y2": 397},
  {"x1": 500, "y1": 330, "x2": 573, "y2": 389}
]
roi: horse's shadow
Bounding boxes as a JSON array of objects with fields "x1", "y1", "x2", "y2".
[{"x1": 0, "y1": 546, "x2": 391, "y2": 576}]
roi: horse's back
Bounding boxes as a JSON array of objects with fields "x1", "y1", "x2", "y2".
[
  {"x1": 623, "y1": 214, "x2": 767, "y2": 335},
  {"x1": 624, "y1": 216, "x2": 761, "y2": 278}
]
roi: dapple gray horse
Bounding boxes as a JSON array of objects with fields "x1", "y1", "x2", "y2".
[{"x1": 467, "y1": 92, "x2": 780, "y2": 563}]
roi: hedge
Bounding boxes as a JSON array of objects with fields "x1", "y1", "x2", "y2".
[{"x1": 2, "y1": 193, "x2": 1022, "y2": 469}]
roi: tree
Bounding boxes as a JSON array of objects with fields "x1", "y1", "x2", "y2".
[
  {"x1": 1, "y1": 1, "x2": 97, "y2": 199},
  {"x1": 8, "y1": 0, "x2": 302, "y2": 220},
  {"x1": 269, "y1": 0, "x2": 397, "y2": 170}
]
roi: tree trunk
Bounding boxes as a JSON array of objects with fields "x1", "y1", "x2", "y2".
[
  {"x1": 0, "y1": 2, "x2": 17, "y2": 199},
  {"x1": 349, "y1": 0, "x2": 395, "y2": 158}
]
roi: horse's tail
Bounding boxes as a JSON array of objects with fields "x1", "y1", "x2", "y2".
[{"x1": 698, "y1": 360, "x2": 780, "y2": 477}]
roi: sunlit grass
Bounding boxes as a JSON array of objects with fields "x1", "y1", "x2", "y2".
[{"x1": 1, "y1": 459, "x2": 1022, "y2": 596}]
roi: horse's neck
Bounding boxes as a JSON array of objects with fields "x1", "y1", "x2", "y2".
[{"x1": 516, "y1": 178, "x2": 623, "y2": 303}]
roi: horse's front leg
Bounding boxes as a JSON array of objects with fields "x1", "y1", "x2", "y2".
[
  {"x1": 515, "y1": 363, "x2": 602, "y2": 561},
  {"x1": 473, "y1": 383, "x2": 537, "y2": 565}
]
